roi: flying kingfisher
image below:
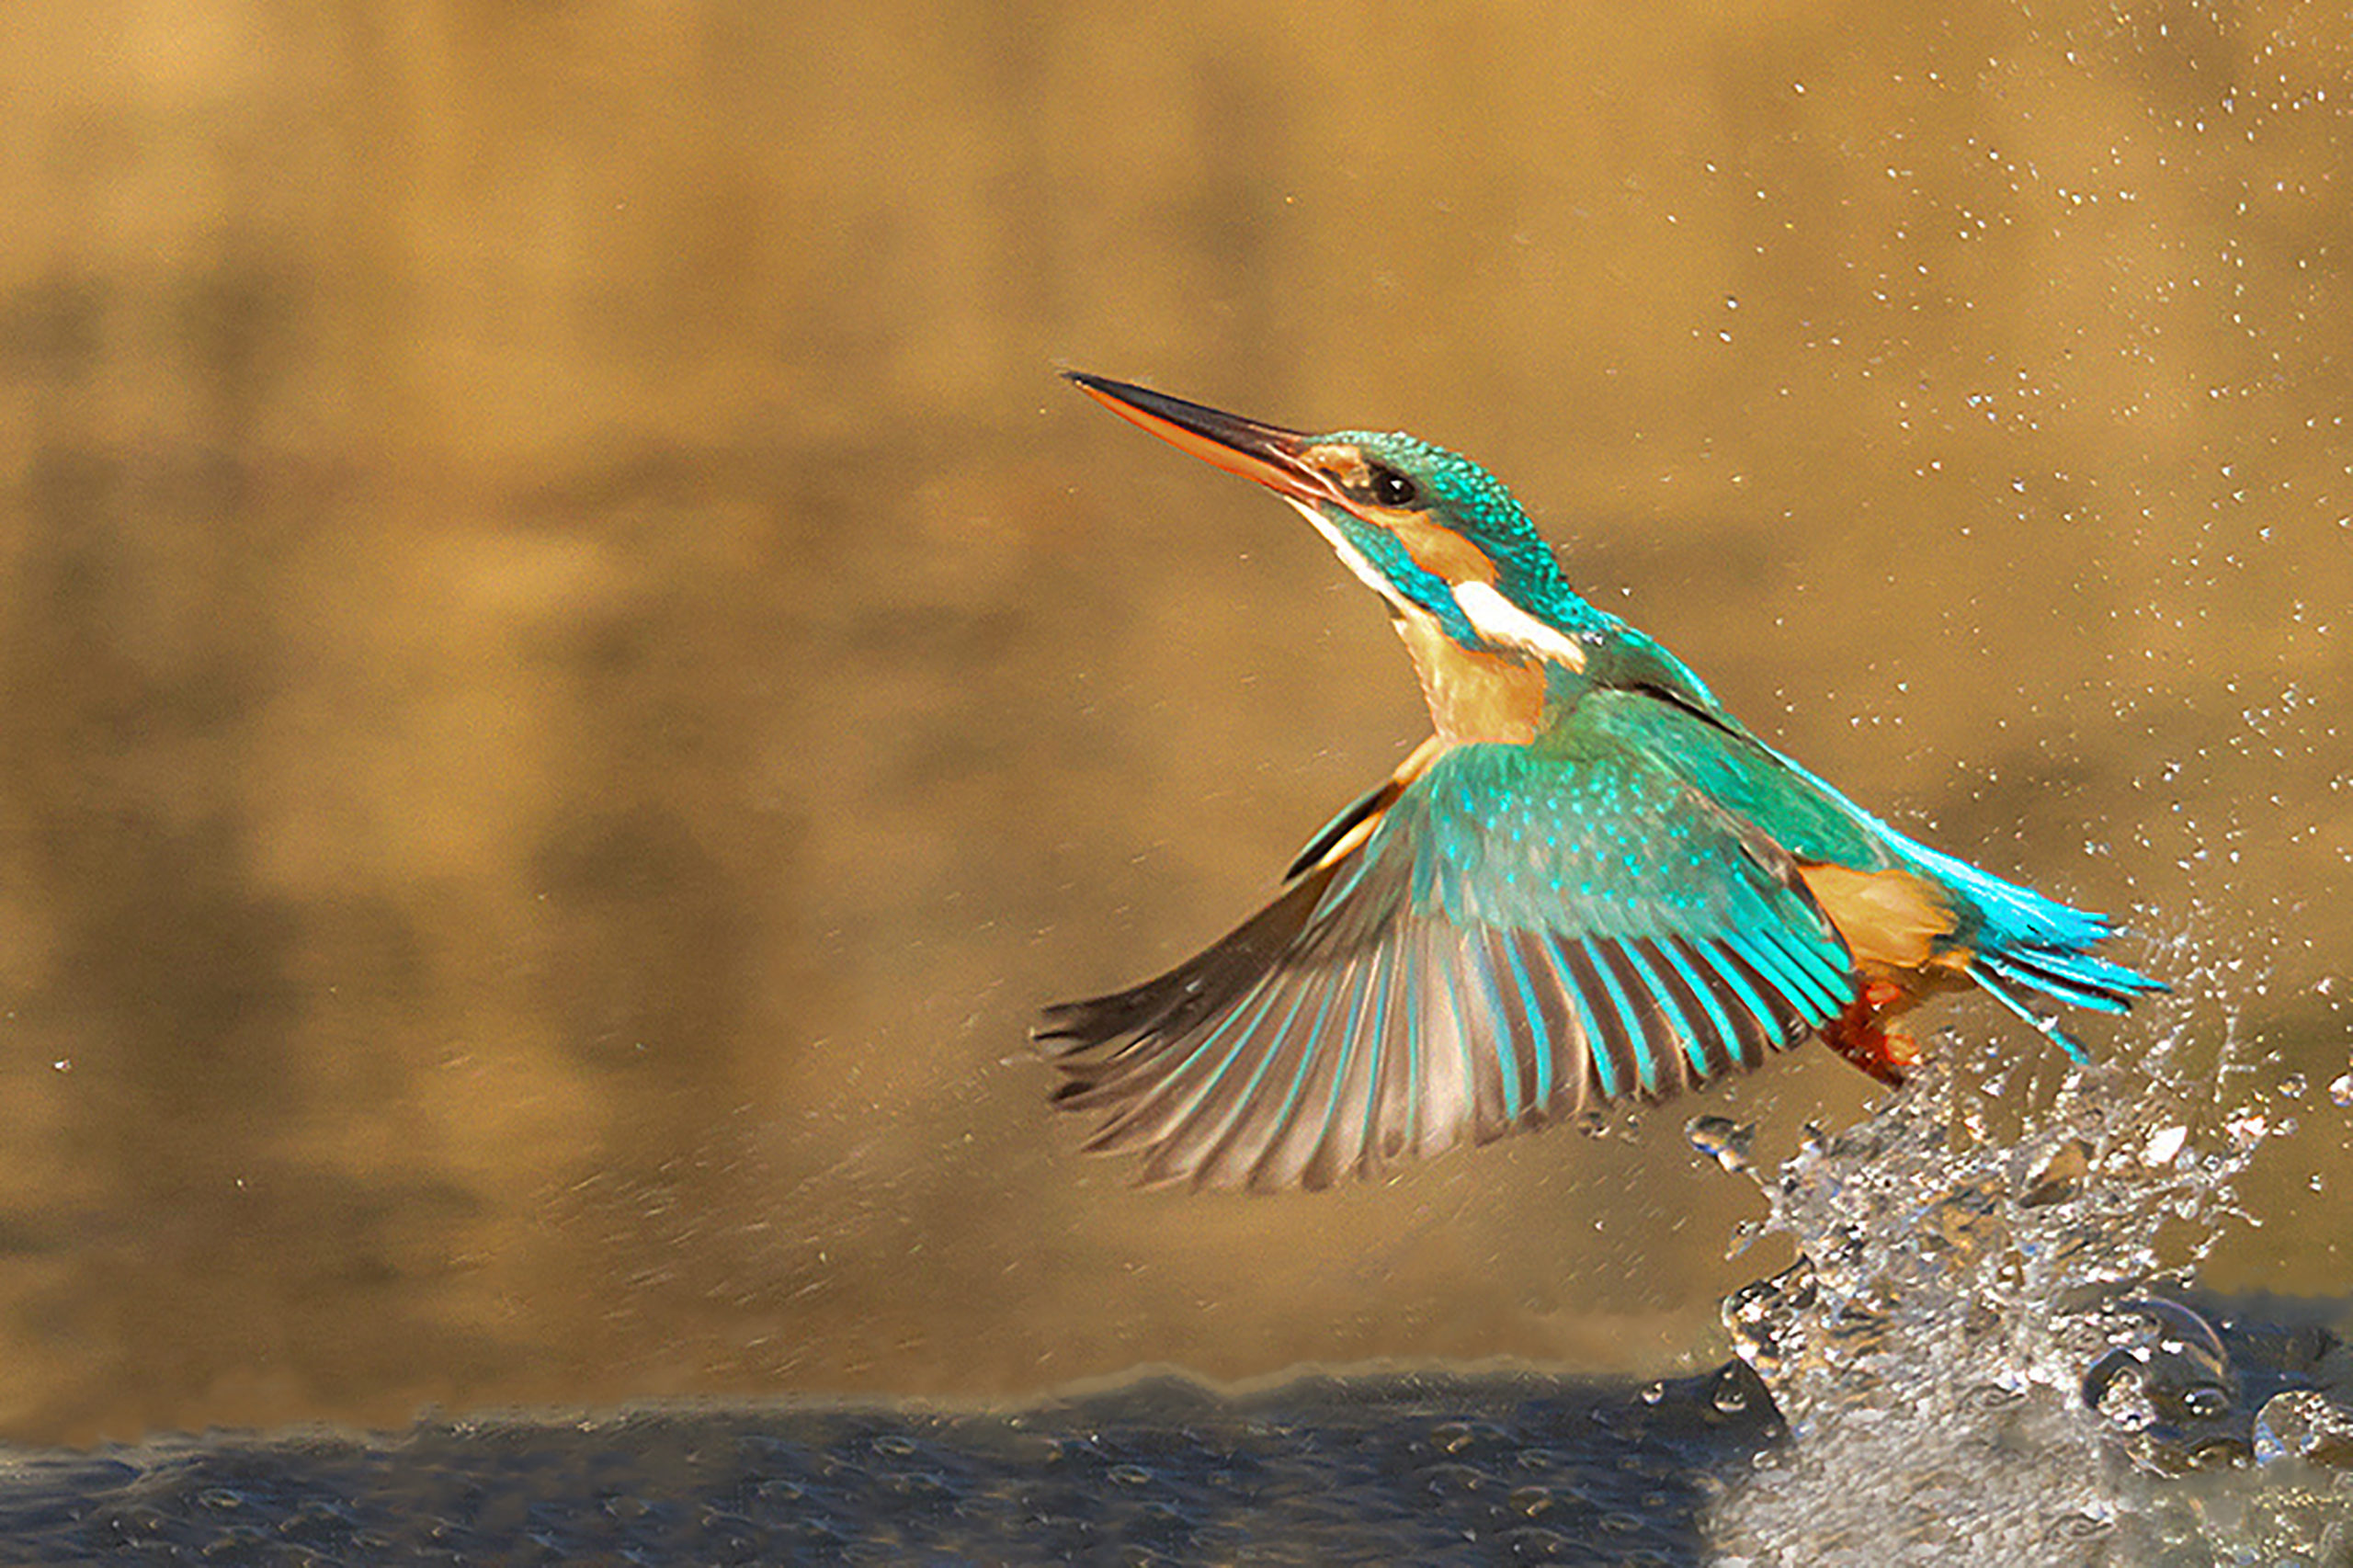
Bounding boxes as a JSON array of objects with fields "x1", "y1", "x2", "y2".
[{"x1": 1038, "y1": 372, "x2": 2163, "y2": 1192}]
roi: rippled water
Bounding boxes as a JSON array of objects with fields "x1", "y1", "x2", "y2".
[{"x1": 6, "y1": 1002, "x2": 2347, "y2": 1564}]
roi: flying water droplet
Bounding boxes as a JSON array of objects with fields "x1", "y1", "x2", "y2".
[
  {"x1": 1688, "y1": 1115, "x2": 1756, "y2": 1173},
  {"x1": 2224, "y1": 1107, "x2": 2278, "y2": 1151}
]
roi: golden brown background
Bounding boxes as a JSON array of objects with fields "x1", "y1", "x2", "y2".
[{"x1": 1, "y1": 0, "x2": 2347, "y2": 1447}]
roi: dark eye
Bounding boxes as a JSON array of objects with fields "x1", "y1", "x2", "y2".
[{"x1": 1368, "y1": 466, "x2": 1418, "y2": 507}]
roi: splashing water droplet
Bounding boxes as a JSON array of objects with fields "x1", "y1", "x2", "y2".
[
  {"x1": 1706, "y1": 1019, "x2": 2298, "y2": 1560},
  {"x1": 2251, "y1": 1389, "x2": 2353, "y2": 1466},
  {"x1": 2143, "y1": 1123, "x2": 2189, "y2": 1165},
  {"x1": 2329, "y1": 1072, "x2": 2353, "y2": 1108},
  {"x1": 2022, "y1": 1139, "x2": 2091, "y2": 1206},
  {"x1": 1687, "y1": 1114, "x2": 1756, "y2": 1173},
  {"x1": 2223, "y1": 1108, "x2": 2275, "y2": 1151}
]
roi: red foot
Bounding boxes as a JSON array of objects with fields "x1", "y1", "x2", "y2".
[{"x1": 1823, "y1": 980, "x2": 1918, "y2": 1085}]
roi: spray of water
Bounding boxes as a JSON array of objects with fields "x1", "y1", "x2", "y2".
[{"x1": 1700, "y1": 957, "x2": 2353, "y2": 1565}]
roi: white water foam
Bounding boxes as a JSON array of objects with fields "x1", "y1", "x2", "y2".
[{"x1": 1702, "y1": 972, "x2": 2353, "y2": 1565}]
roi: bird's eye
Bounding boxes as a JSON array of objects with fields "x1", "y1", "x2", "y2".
[{"x1": 1368, "y1": 466, "x2": 1418, "y2": 507}]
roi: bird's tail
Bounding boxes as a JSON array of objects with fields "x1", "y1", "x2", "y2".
[
  {"x1": 1970, "y1": 942, "x2": 2158, "y2": 1014},
  {"x1": 1894, "y1": 836, "x2": 2168, "y2": 1061}
]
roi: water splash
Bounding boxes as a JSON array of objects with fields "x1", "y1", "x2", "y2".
[
  {"x1": 1688, "y1": 1115, "x2": 1758, "y2": 1175},
  {"x1": 1703, "y1": 1001, "x2": 2353, "y2": 1565}
]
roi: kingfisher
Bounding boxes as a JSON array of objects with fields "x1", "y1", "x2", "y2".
[{"x1": 1038, "y1": 372, "x2": 2163, "y2": 1192}]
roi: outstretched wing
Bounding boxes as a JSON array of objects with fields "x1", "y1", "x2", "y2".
[{"x1": 1036, "y1": 722, "x2": 1860, "y2": 1191}]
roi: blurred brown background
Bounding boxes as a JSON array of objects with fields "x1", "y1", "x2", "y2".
[{"x1": 0, "y1": 0, "x2": 2347, "y2": 1448}]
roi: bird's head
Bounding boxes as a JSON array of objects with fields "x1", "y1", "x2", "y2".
[{"x1": 1067, "y1": 372, "x2": 1608, "y2": 664}]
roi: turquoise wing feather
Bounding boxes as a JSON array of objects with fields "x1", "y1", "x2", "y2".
[
  {"x1": 1589, "y1": 686, "x2": 2165, "y2": 1034},
  {"x1": 1566, "y1": 687, "x2": 2163, "y2": 1031},
  {"x1": 1037, "y1": 703, "x2": 1861, "y2": 1191}
]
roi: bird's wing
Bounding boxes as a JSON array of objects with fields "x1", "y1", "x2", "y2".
[{"x1": 1035, "y1": 710, "x2": 1860, "y2": 1191}]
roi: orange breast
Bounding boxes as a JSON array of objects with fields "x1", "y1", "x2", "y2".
[{"x1": 1391, "y1": 610, "x2": 1545, "y2": 744}]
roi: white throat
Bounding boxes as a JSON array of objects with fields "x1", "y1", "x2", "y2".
[{"x1": 1281, "y1": 497, "x2": 1409, "y2": 609}]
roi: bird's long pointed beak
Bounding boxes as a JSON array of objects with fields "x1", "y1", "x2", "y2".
[{"x1": 1065, "y1": 372, "x2": 1341, "y2": 506}]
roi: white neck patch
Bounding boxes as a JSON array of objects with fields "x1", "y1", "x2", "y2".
[
  {"x1": 1284, "y1": 495, "x2": 1588, "y2": 672},
  {"x1": 1450, "y1": 581, "x2": 1589, "y2": 671}
]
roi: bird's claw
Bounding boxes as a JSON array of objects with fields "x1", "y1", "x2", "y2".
[{"x1": 1824, "y1": 981, "x2": 1918, "y2": 1085}]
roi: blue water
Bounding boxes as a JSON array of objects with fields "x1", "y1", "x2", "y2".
[
  {"x1": 0, "y1": 1308, "x2": 2339, "y2": 1565},
  {"x1": 5, "y1": 1027, "x2": 2348, "y2": 1564},
  {"x1": 0, "y1": 1367, "x2": 1772, "y2": 1565}
]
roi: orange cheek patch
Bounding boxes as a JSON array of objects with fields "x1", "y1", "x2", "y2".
[
  {"x1": 1296, "y1": 446, "x2": 1494, "y2": 583},
  {"x1": 1387, "y1": 513, "x2": 1498, "y2": 584}
]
